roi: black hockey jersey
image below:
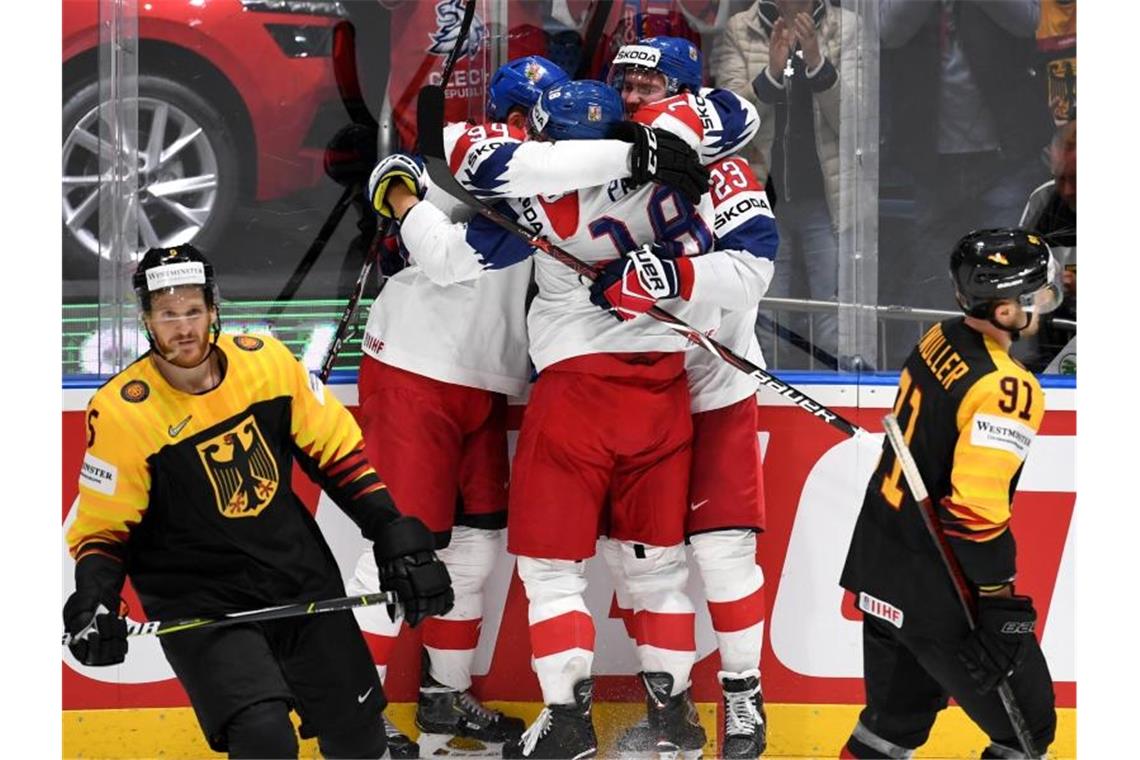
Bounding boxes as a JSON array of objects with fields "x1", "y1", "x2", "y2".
[
  {"x1": 840, "y1": 318, "x2": 1044, "y2": 631},
  {"x1": 68, "y1": 333, "x2": 398, "y2": 619}
]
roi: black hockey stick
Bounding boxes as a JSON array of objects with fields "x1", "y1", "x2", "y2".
[
  {"x1": 270, "y1": 19, "x2": 380, "y2": 320},
  {"x1": 415, "y1": 84, "x2": 864, "y2": 439},
  {"x1": 316, "y1": 0, "x2": 478, "y2": 379},
  {"x1": 881, "y1": 414, "x2": 1039, "y2": 758},
  {"x1": 62, "y1": 591, "x2": 399, "y2": 646}
]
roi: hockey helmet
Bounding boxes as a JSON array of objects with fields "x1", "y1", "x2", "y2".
[
  {"x1": 607, "y1": 36, "x2": 703, "y2": 98},
  {"x1": 487, "y1": 55, "x2": 570, "y2": 122},
  {"x1": 950, "y1": 228, "x2": 1062, "y2": 325},
  {"x1": 528, "y1": 80, "x2": 625, "y2": 141}
]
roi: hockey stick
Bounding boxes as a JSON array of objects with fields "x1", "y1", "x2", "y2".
[
  {"x1": 62, "y1": 591, "x2": 400, "y2": 646},
  {"x1": 415, "y1": 84, "x2": 864, "y2": 439},
  {"x1": 881, "y1": 414, "x2": 1039, "y2": 758},
  {"x1": 316, "y1": 0, "x2": 478, "y2": 379},
  {"x1": 270, "y1": 19, "x2": 379, "y2": 320}
]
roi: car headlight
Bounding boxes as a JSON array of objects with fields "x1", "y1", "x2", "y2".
[
  {"x1": 240, "y1": 0, "x2": 347, "y2": 18},
  {"x1": 265, "y1": 24, "x2": 336, "y2": 57}
]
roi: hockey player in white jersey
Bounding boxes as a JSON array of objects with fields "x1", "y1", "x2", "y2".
[
  {"x1": 417, "y1": 78, "x2": 765, "y2": 760},
  {"x1": 347, "y1": 55, "x2": 711, "y2": 757},
  {"x1": 596, "y1": 36, "x2": 780, "y2": 759}
]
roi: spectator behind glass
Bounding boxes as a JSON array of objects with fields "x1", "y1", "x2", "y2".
[
  {"x1": 878, "y1": 0, "x2": 1054, "y2": 315},
  {"x1": 710, "y1": 0, "x2": 857, "y2": 369},
  {"x1": 1017, "y1": 119, "x2": 1076, "y2": 373}
]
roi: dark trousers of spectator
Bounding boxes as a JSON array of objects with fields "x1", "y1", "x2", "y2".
[
  {"x1": 758, "y1": 196, "x2": 839, "y2": 370},
  {"x1": 878, "y1": 150, "x2": 1047, "y2": 367}
]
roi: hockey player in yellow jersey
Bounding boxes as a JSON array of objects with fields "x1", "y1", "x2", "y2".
[
  {"x1": 840, "y1": 229, "x2": 1063, "y2": 759},
  {"x1": 63, "y1": 244, "x2": 454, "y2": 758}
]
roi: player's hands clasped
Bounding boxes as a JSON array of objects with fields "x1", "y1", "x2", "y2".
[
  {"x1": 368, "y1": 153, "x2": 427, "y2": 219},
  {"x1": 608, "y1": 122, "x2": 710, "y2": 205},
  {"x1": 589, "y1": 243, "x2": 694, "y2": 321},
  {"x1": 957, "y1": 594, "x2": 1038, "y2": 693},
  {"x1": 372, "y1": 516, "x2": 455, "y2": 626}
]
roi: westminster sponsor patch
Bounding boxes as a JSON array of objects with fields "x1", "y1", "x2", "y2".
[
  {"x1": 80, "y1": 452, "x2": 118, "y2": 496},
  {"x1": 970, "y1": 413, "x2": 1035, "y2": 459}
]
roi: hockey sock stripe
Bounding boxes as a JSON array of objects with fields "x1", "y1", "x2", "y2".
[
  {"x1": 422, "y1": 617, "x2": 482, "y2": 650},
  {"x1": 362, "y1": 631, "x2": 400, "y2": 667},
  {"x1": 529, "y1": 610, "x2": 596, "y2": 658},
  {"x1": 707, "y1": 585, "x2": 766, "y2": 633},
  {"x1": 632, "y1": 610, "x2": 696, "y2": 651}
]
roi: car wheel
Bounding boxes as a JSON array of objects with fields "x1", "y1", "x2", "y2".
[{"x1": 62, "y1": 74, "x2": 241, "y2": 264}]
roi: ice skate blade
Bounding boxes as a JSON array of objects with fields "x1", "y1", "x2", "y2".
[{"x1": 417, "y1": 732, "x2": 503, "y2": 757}]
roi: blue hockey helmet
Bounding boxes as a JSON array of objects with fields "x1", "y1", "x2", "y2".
[
  {"x1": 607, "y1": 36, "x2": 703, "y2": 97},
  {"x1": 528, "y1": 80, "x2": 625, "y2": 141},
  {"x1": 487, "y1": 55, "x2": 570, "y2": 122}
]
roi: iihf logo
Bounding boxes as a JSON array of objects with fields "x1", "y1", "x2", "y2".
[{"x1": 428, "y1": 0, "x2": 486, "y2": 60}]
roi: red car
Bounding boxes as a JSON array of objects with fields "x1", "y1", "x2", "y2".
[{"x1": 62, "y1": 0, "x2": 351, "y2": 260}]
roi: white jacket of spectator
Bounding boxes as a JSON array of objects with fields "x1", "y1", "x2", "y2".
[{"x1": 709, "y1": 0, "x2": 858, "y2": 232}]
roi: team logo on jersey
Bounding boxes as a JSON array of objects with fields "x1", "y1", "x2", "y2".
[
  {"x1": 196, "y1": 416, "x2": 279, "y2": 518},
  {"x1": 588, "y1": 104, "x2": 602, "y2": 122},
  {"x1": 428, "y1": 0, "x2": 485, "y2": 60},
  {"x1": 121, "y1": 380, "x2": 149, "y2": 403},
  {"x1": 233, "y1": 335, "x2": 264, "y2": 351}
]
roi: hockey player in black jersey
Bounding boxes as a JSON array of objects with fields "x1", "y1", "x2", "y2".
[
  {"x1": 63, "y1": 244, "x2": 454, "y2": 759},
  {"x1": 840, "y1": 229, "x2": 1063, "y2": 759}
]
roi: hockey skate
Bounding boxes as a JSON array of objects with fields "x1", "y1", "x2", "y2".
[
  {"x1": 719, "y1": 670, "x2": 766, "y2": 759},
  {"x1": 383, "y1": 714, "x2": 420, "y2": 759},
  {"x1": 415, "y1": 653, "x2": 525, "y2": 751},
  {"x1": 617, "y1": 672, "x2": 706, "y2": 760},
  {"x1": 502, "y1": 678, "x2": 598, "y2": 760}
]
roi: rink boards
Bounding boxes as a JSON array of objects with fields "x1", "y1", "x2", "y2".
[{"x1": 60, "y1": 376, "x2": 1077, "y2": 758}]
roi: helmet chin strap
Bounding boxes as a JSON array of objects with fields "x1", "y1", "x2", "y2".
[{"x1": 987, "y1": 305, "x2": 1031, "y2": 343}]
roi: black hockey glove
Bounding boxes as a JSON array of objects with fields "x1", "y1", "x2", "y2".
[
  {"x1": 63, "y1": 553, "x2": 128, "y2": 667},
  {"x1": 957, "y1": 594, "x2": 1038, "y2": 693},
  {"x1": 324, "y1": 123, "x2": 380, "y2": 187},
  {"x1": 609, "y1": 122, "x2": 710, "y2": 205},
  {"x1": 372, "y1": 516, "x2": 454, "y2": 627}
]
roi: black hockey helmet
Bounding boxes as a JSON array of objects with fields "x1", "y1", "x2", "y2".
[
  {"x1": 950, "y1": 228, "x2": 1062, "y2": 337},
  {"x1": 132, "y1": 244, "x2": 222, "y2": 343}
]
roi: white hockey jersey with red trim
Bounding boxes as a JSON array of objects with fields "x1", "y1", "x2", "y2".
[
  {"x1": 361, "y1": 122, "x2": 635, "y2": 395},
  {"x1": 686, "y1": 156, "x2": 778, "y2": 413}
]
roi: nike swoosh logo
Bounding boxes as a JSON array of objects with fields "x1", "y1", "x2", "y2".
[
  {"x1": 357, "y1": 687, "x2": 373, "y2": 704},
  {"x1": 168, "y1": 415, "x2": 192, "y2": 437},
  {"x1": 689, "y1": 499, "x2": 708, "y2": 511}
]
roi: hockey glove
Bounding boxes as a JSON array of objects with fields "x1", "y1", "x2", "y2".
[
  {"x1": 368, "y1": 153, "x2": 426, "y2": 219},
  {"x1": 589, "y1": 244, "x2": 694, "y2": 321},
  {"x1": 324, "y1": 123, "x2": 379, "y2": 187},
  {"x1": 957, "y1": 594, "x2": 1038, "y2": 693},
  {"x1": 372, "y1": 516, "x2": 454, "y2": 627},
  {"x1": 63, "y1": 553, "x2": 128, "y2": 666},
  {"x1": 609, "y1": 122, "x2": 710, "y2": 205}
]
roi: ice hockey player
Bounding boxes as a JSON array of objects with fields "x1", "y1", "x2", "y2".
[
  {"x1": 840, "y1": 229, "x2": 1061, "y2": 759},
  {"x1": 63, "y1": 244, "x2": 453, "y2": 759},
  {"x1": 378, "y1": 72, "x2": 770, "y2": 760},
  {"x1": 596, "y1": 34, "x2": 778, "y2": 758},
  {"x1": 348, "y1": 54, "x2": 709, "y2": 757}
]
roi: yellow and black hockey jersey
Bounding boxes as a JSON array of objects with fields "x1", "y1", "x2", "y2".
[
  {"x1": 67, "y1": 333, "x2": 399, "y2": 619},
  {"x1": 841, "y1": 318, "x2": 1045, "y2": 630}
]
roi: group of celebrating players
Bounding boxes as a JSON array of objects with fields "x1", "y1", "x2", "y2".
[{"x1": 63, "y1": 30, "x2": 1062, "y2": 760}]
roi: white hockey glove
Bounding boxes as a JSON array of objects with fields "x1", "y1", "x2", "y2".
[{"x1": 367, "y1": 153, "x2": 426, "y2": 219}]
